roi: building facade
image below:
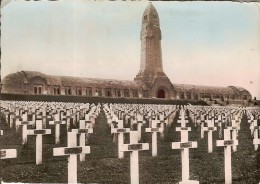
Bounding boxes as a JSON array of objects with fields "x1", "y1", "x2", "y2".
[{"x1": 1, "y1": 3, "x2": 252, "y2": 103}]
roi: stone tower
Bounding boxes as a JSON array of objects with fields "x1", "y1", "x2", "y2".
[{"x1": 135, "y1": 3, "x2": 173, "y2": 98}]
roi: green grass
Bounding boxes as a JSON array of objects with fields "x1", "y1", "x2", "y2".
[{"x1": 1, "y1": 111, "x2": 260, "y2": 184}]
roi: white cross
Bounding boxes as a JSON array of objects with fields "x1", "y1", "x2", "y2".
[
  {"x1": 119, "y1": 131, "x2": 149, "y2": 184},
  {"x1": 39, "y1": 106, "x2": 50, "y2": 129},
  {"x1": 65, "y1": 109, "x2": 72, "y2": 131},
  {"x1": 157, "y1": 115, "x2": 167, "y2": 139},
  {"x1": 3, "y1": 109, "x2": 10, "y2": 125},
  {"x1": 249, "y1": 119, "x2": 258, "y2": 135},
  {"x1": 106, "y1": 113, "x2": 113, "y2": 127},
  {"x1": 14, "y1": 109, "x2": 22, "y2": 130},
  {"x1": 231, "y1": 119, "x2": 240, "y2": 130},
  {"x1": 132, "y1": 116, "x2": 145, "y2": 141},
  {"x1": 9, "y1": 111, "x2": 15, "y2": 128},
  {"x1": 27, "y1": 119, "x2": 51, "y2": 165},
  {"x1": 247, "y1": 117, "x2": 255, "y2": 128},
  {"x1": 177, "y1": 117, "x2": 189, "y2": 127},
  {"x1": 227, "y1": 123, "x2": 239, "y2": 152},
  {"x1": 17, "y1": 113, "x2": 34, "y2": 145},
  {"x1": 203, "y1": 119, "x2": 217, "y2": 153},
  {"x1": 199, "y1": 119, "x2": 206, "y2": 139},
  {"x1": 145, "y1": 120, "x2": 163, "y2": 157},
  {"x1": 172, "y1": 127, "x2": 198, "y2": 183},
  {"x1": 216, "y1": 129, "x2": 238, "y2": 184},
  {"x1": 111, "y1": 120, "x2": 130, "y2": 159},
  {"x1": 72, "y1": 120, "x2": 93, "y2": 161},
  {"x1": 49, "y1": 113, "x2": 66, "y2": 144},
  {"x1": 53, "y1": 132, "x2": 90, "y2": 184},
  {"x1": 215, "y1": 115, "x2": 226, "y2": 138},
  {"x1": 250, "y1": 121, "x2": 260, "y2": 151}
]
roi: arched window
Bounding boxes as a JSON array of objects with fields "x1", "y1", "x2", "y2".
[{"x1": 76, "y1": 87, "x2": 82, "y2": 96}]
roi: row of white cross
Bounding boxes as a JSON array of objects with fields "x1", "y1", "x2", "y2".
[
  {"x1": 1, "y1": 101, "x2": 260, "y2": 184},
  {"x1": 1, "y1": 101, "x2": 101, "y2": 183},
  {"x1": 103, "y1": 103, "x2": 260, "y2": 184}
]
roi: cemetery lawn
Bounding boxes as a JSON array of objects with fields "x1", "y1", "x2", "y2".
[{"x1": 1, "y1": 111, "x2": 260, "y2": 184}]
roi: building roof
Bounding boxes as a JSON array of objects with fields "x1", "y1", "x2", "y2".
[
  {"x1": 1, "y1": 72, "x2": 25, "y2": 94},
  {"x1": 59, "y1": 75, "x2": 142, "y2": 89},
  {"x1": 172, "y1": 83, "x2": 251, "y2": 96},
  {"x1": 2, "y1": 71, "x2": 142, "y2": 90}
]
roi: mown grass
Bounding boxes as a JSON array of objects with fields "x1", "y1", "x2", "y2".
[{"x1": 0, "y1": 111, "x2": 260, "y2": 184}]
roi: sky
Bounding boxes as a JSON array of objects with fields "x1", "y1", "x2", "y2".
[{"x1": 1, "y1": 1, "x2": 260, "y2": 99}]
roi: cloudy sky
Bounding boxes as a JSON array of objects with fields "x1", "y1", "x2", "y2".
[{"x1": 2, "y1": 1, "x2": 260, "y2": 99}]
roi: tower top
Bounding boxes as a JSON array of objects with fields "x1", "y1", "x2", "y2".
[
  {"x1": 144, "y1": 3, "x2": 157, "y2": 14},
  {"x1": 142, "y1": 3, "x2": 160, "y2": 27}
]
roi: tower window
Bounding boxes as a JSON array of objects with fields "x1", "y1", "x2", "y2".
[{"x1": 144, "y1": 15, "x2": 147, "y2": 20}]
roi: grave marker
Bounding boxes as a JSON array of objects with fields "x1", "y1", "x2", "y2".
[
  {"x1": 203, "y1": 120, "x2": 217, "y2": 153},
  {"x1": 27, "y1": 119, "x2": 51, "y2": 165},
  {"x1": 249, "y1": 119, "x2": 258, "y2": 135},
  {"x1": 145, "y1": 120, "x2": 162, "y2": 156},
  {"x1": 227, "y1": 124, "x2": 239, "y2": 152},
  {"x1": 132, "y1": 114, "x2": 146, "y2": 141},
  {"x1": 197, "y1": 115, "x2": 206, "y2": 138},
  {"x1": 119, "y1": 131, "x2": 149, "y2": 184},
  {"x1": 111, "y1": 120, "x2": 131, "y2": 159},
  {"x1": 172, "y1": 127, "x2": 198, "y2": 183},
  {"x1": 49, "y1": 113, "x2": 66, "y2": 144},
  {"x1": 72, "y1": 120, "x2": 93, "y2": 161},
  {"x1": 251, "y1": 122, "x2": 260, "y2": 150},
  {"x1": 53, "y1": 132, "x2": 90, "y2": 184},
  {"x1": 217, "y1": 129, "x2": 238, "y2": 184},
  {"x1": 17, "y1": 113, "x2": 35, "y2": 145}
]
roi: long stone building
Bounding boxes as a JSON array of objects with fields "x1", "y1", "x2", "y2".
[{"x1": 1, "y1": 3, "x2": 252, "y2": 104}]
